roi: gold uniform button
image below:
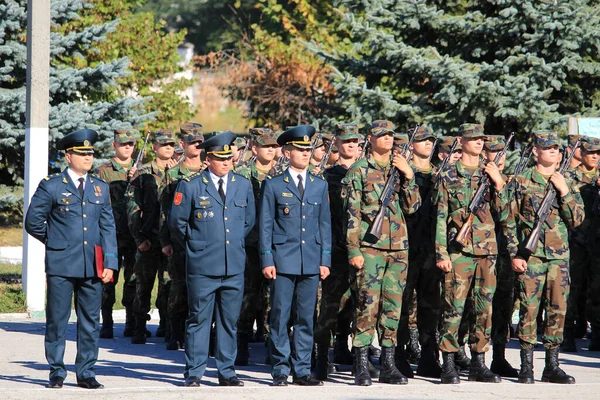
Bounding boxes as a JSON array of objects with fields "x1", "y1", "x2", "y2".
[
  {"x1": 224, "y1": 217, "x2": 228, "y2": 221},
  {"x1": 226, "y1": 229, "x2": 230, "y2": 233},
  {"x1": 84, "y1": 241, "x2": 88, "y2": 245},
  {"x1": 84, "y1": 227, "x2": 87, "y2": 231},
  {"x1": 302, "y1": 228, "x2": 305, "y2": 232},
  {"x1": 82, "y1": 201, "x2": 86, "y2": 205},
  {"x1": 302, "y1": 202, "x2": 305, "y2": 206},
  {"x1": 83, "y1": 214, "x2": 87, "y2": 218},
  {"x1": 302, "y1": 216, "x2": 306, "y2": 219},
  {"x1": 302, "y1": 240, "x2": 305, "y2": 244},
  {"x1": 224, "y1": 206, "x2": 228, "y2": 210},
  {"x1": 226, "y1": 240, "x2": 230, "y2": 244}
]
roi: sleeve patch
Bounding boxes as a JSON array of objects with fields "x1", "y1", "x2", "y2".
[{"x1": 174, "y1": 192, "x2": 183, "y2": 205}]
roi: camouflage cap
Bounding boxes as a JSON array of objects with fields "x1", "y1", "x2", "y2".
[
  {"x1": 174, "y1": 144, "x2": 184, "y2": 154},
  {"x1": 153, "y1": 129, "x2": 176, "y2": 145},
  {"x1": 336, "y1": 123, "x2": 362, "y2": 140},
  {"x1": 413, "y1": 125, "x2": 435, "y2": 141},
  {"x1": 369, "y1": 120, "x2": 396, "y2": 137},
  {"x1": 255, "y1": 131, "x2": 279, "y2": 146},
  {"x1": 234, "y1": 136, "x2": 247, "y2": 148},
  {"x1": 581, "y1": 136, "x2": 600, "y2": 152},
  {"x1": 114, "y1": 129, "x2": 137, "y2": 144},
  {"x1": 484, "y1": 135, "x2": 506, "y2": 152},
  {"x1": 568, "y1": 134, "x2": 582, "y2": 147},
  {"x1": 180, "y1": 122, "x2": 204, "y2": 143},
  {"x1": 249, "y1": 127, "x2": 273, "y2": 136},
  {"x1": 533, "y1": 130, "x2": 559, "y2": 147},
  {"x1": 394, "y1": 132, "x2": 409, "y2": 147},
  {"x1": 459, "y1": 123, "x2": 485, "y2": 138},
  {"x1": 439, "y1": 136, "x2": 461, "y2": 153}
]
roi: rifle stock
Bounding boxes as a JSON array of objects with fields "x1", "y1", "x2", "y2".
[{"x1": 454, "y1": 214, "x2": 474, "y2": 247}]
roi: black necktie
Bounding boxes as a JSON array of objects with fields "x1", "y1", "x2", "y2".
[
  {"x1": 218, "y1": 178, "x2": 226, "y2": 202},
  {"x1": 297, "y1": 174, "x2": 304, "y2": 199},
  {"x1": 78, "y1": 177, "x2": 85, "y2": 197}
]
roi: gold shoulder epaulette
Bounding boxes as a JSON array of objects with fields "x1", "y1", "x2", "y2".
[{"x1": 44, "y1": 173, "x2": 61, "y2": 181}]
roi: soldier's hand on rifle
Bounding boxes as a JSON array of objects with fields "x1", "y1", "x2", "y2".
[
  {"x1": 550, "y1": 172, "x2": 569, "y2": 196},
  {"x1": 349, "y1": 255, "x2": 365, "y2": 270},
  {"x1": 263, "y1": 266, "x2": 276, "y2": 279},
  {"x1": 312, "y1": 166, "x2": 321, "y2": 175},
  {"x1": 127, "y1": 166, "x2": 137, "y2": 180},
  {"x1": 436, "y1": 259, "x2": 452, "y2": 272},
  {"x1": 138, "y1": 239, "x2": 151, "y2": 252},
  {"x1": 512, "y1": 256, "x2": 527, "y2": 273},
  {"x1": 484, "y1": 162, "x2": 505, "y2": 190},
  {"x1": 320, "y1": 266, "x2": 330, "y2": 280},
  {"x1": 392, "y1": 154, "x2": 414, "y2": 179},
  {"x1": 162, "y1": 245, "x2": 173, "y2": 257}
]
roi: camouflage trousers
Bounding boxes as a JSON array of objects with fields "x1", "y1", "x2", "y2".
[
  {"x1": 132, "y1": 245, "x2": 170, "y2": 320},
  {"x1": 102, "y1": 237, "x2": 137, "y2": 312},
  {"x1": 351, "y1": 247, "x2": 408, "y2": 348},
  {"x1": 565, "y1": 242, "x2": 589, "y2": 337},
  {"x1": 167, "y1": 248, "x2": 188, "y2": 320},
  {"x1": 491, "y1": 253, "x2": 515, "y2": 345},
  {"x1": 439, "y1": 253, "x2": 497, "y2": 353},
  {"x1": 314, "y1": 247, "x2": 351, "y2": 345},
  {"x1": 238, "y1": 247, "x2": 270, "y2": 339},
  {"x1": 517, "y1": 256, "x2": 569, "y2": 349}
]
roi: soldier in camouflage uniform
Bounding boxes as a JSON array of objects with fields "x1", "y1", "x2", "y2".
[
  {"x1": 95, "y1": 129, "x2": 139, "y2": 338},
  {"x1": 128, "y1": 129, "x2": 179, "y2": 344},
  {"x1": 507, "y1": 131, "x2": 584, "y2": 384},
  {"x1": 311, "y1": 124, "x2": 360, "y2": 380},
  {"x1": 345, "y1": 120, "x2": 421, "y2": 386},
  {"x1": 234, "y1": 128, "x2": 278, "y2": 365},
  {"x1": 437, "y1": 136, "x2": 462, "y2": 166},
  {"x1": 564, "y1": 136, "x2": 600, "y2": 352},
  {"x1": 435, "y1": 124, "x2": 507, "y2": 384},
  {"x1": 159, "y1": 123, "x2": 205, "y2": 350}
]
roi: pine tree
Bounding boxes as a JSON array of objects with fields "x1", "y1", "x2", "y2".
[
  {"x1": 0, "y1": 0, "x2": 152, "y2": 185},
  {"x1": 308, "y1": 0, "x2": 600, "y2": 137}
]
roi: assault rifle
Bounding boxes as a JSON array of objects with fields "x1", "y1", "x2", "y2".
[
  {"x1": 358, "y1": 141, "x2": 370, "y2": 160},
  {"x1": 317, "y1": 138, "x2": 335, "y2": 172},
  {"x1": 523, "y1": 138, "x2": 581, "y2": 253},
  {"x1": 124, "y1": 131, "x2": 151, "y2": 195},
  {"x1": 434, "y1": 138, "x2": 459, "y2": 179},
  {"x1": 363, "y1": 125, "x2": 419, "y2": 244},
  {"x1": 454, "y1": 132, "x2": 515, "y2": 247}
]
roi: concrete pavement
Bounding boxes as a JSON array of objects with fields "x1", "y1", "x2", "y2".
[{"x1": 0, "y1": 313, "x2": 598, "y2": 399}]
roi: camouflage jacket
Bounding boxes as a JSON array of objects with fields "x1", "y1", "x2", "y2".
[
  {"x1": 506, "y1": 167, "x2": 585, "y2": 260},
  {"x1": 324, "y1": 163, "x2": 352, "y2": 252},
  {"x1": 435, "y1": 161, "x2": 508, "y2": 261},
  {"x1": 94, "y1": 158, "x2": 134, "y2": 238},
  {"x1": 565, "y1": 167, "x2": 600, "y2": 248},
  {"x1": 235, "y1": 161, "x2": 272, "y2": 248},
  {"x1": 406, "y1": 163, "x2": 436, "y2": 251},
  {"x1": 158, "y1": 162, "x2": 204, "y2": 248},
  {"x1": 345, "y1": 154, "x2": 421, "y2": 258}
]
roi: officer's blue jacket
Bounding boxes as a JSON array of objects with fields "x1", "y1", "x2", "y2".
[
  {"x1": 169, "y1": 169, "x2": 255, "y2": 276},
  {"x1": 259, "y1": 168, "x2": 332, "y2": 274},
  {"x1": 25, "y1": 169, "x2": 118, "y2": 278}
]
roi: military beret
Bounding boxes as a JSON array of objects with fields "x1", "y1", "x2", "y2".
[
  {"x1": 153, "y1": 129, "x2": 176, "y2": 145},
  {"x1": 57, "y1": 129, "x2": 98, "y2": 154},
  {"x1": 277, "y1": 125, "x2": 316, "y2": 149},
  {"x1": 439, "y1": 136, "x2": 461, "y2": 153},
  {"x1": 197, "y1": 131, "x2": 237, "y2": 158},
  {"x1": 113, "y1": 129, "x2": 137, "y2": 144},
  {"x1": 581, "y1": 136, "x2": 600, "y2": 152},
  {"x1": 533, "y1": 130, "x2": 559, "y2": 147},
  {"x1": 369, "y1": 120, "x2": 396, "y2": 137},
  {"x1": 413, "y1": 125, "x2": 435, "y2": 141},
  {"x1": 459, "y1": 123, "x2": 485, "y2": 138},
  {"x1": 180, "y1": 122, "x2": 204, "y2": 143},
  {"x1": 484, "y1": 135, "x2": 506, "y2": 152},
  {"x1": 336, "y1": 123, "x2": 362, "y2": 140}
]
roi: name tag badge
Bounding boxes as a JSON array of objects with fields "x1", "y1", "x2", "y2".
[{"x1": 282, "y1": 192, "x2": 293, "y2": 198}]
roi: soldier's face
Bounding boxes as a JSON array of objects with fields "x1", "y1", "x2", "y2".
[
  {"x1": 336, "y1": 138, "x2": 358, "y2": 158},
  {"x1": 182, "y1": 140, "x2": 202, "y2": 158},
  {"x1": 312, "y1": 145, "x2": 325, "y2": 162},
  {"x1": 412, "y1": 138, "x2": 435, "y2": 158},
  {"x1": 206, "y1": 154, "x2": 233, "y2": 177},
  {"x1": 153, "y1": 142, "x2": 175, "y2": 160},
  {"x1": 66, "y1": 152, "x2": 94, "y2": 175},
  {"x1": 114, "y1": 141, "x2": 135, "y2": 159},
  {"x1": 285, "y1": 146, "x2": 311, "y2": 169},
  {"x1": 255, "y1": 144, "x2": 277, "y2": 162},
  {"x1": 460, "y1": 136, "x2": 484, "y2": 156},
  {"x1": 533, "y1": 145, "x2": 560, "y2": 166},
  {"x1": 581, "y1": 149, "x2": 600, "y2": 169},
  {"x1": 369, "y1": 133, "x2": 394, "y2": 152}
]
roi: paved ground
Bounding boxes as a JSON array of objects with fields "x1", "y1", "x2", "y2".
[{"x1": 0, "y1": 313, "x2": 598, "y2": 400}]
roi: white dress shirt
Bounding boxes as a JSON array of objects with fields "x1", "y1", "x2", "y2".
[
  {"x1": 287, "y1": 167, "x2": 307, "y2": 188},
  {"x1": 67, "y1": 168, "x2": 88, "y2": 192},
  {"x1": 209, "y1": 169, "x2": 228, "y2": 195}
]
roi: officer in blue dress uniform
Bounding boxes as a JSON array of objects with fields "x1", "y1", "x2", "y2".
[
  {"x1": 259, "y1": 125, "x2": 332, "y2": 386},
  {"x1": 25, "y1": 129, "x2": 118, "y2": 389},
  {"x1": 168, "y1": 131, "x2": 255, "y2": 387}
]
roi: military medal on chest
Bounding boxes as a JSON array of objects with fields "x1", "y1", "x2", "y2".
[{"x1": 283, "y1": 206, "x2": 290, "y2": 215}]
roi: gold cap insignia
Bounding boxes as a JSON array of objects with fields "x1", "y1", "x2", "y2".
[
  {"x1": 303, "y1": 135, "x2": 309, "y2": 142},
  {"x1": 224, "y1": 144, "x2": 230, "y2": 151},
  {"x1": 83, "y1": 140, "x2": 90, "y2": 146}
]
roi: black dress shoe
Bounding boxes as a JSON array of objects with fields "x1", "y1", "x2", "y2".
[
  {"x1": 218, "y1": 375, "x2": 244, "y2": 386},
  {"x1": 184, "y1": 376, "x2": 201, "y2": 387},
  {"x1": 76, "y1": 377, "x2": 104, "y2": 389},
  {"x1": 293, "y1": 375, "x2": 323, "y2": 386},
  {"x1": 272, "y1": 375, "x2": 289, "y2": 386},
  {"x1": 47, "y1": 376, "x2": 64, "y2": 389}
]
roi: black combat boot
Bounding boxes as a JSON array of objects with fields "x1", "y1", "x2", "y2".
[
  {"x1": 311, "y1": 343, "x2": 329, "y2": 381},
  {"x1": 353, "y1": 347, "x2": 372, "y2": 386},
  {"x1": 490, "y1": 343, "x2": 519, "y2": 377},
  {"x1": 455, "y1": 345, "x2": 471, "y2": 371},
  {"x1": 406, "y1": 327, "x2": 421, "y2": 364},
  {"x1": 541, "y1": 347, "x2": 575, "y2": 384},
  {"x1": 99, "y1": 307, "x2": 114, "y2": 339},
  {"x1": 469, "y1": 351, "x2": 501, "y2": 383},
  {"x1": 379, "y1": 347, "x2": 408, "y2": 384},
  {"x1": 394, "y1": 346, "x2": 414, "y2": 378},
  {"x1": 518, "y1": 346, "x2": 534, "y2": 384},
  {"x1": 166, "y1": 318, "x2": 185, "y2": 351},
  {"x1": 333, "y1": 334, "x2": 353, "y2": 365},
  {"x1": 131, "y1": 317, "x2": 148, "y2": 344},
  {"x1": 123, "y1": 309, "x2": 135, "y2": 337},
  {"x1": 416, "y1": 341, "x2": 442, "y2": 378},
  {"x1": 440, "y1": 352, "x2": 460, "y2": 384}
]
